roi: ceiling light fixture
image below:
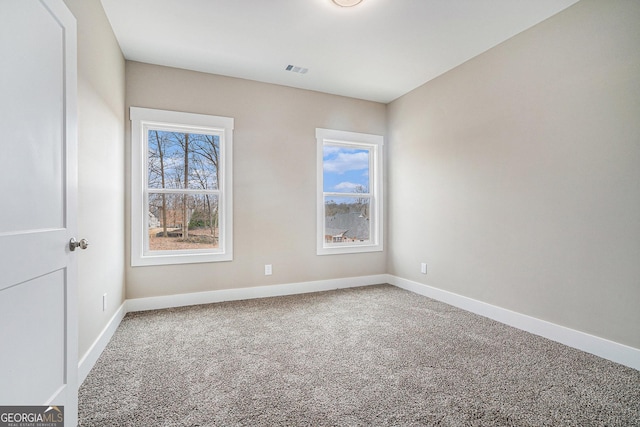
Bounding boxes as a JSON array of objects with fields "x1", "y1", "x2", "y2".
[{"x1": 332, "y1": 0, "x2": 363, "y2": 7}]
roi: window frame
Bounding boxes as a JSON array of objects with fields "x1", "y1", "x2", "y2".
[
  {"x1": 130, "y1": 107, "x2": 233, "y2": 266},
  {"x1": 316, "y1": 128, "x2": 384, "y2": 255}
]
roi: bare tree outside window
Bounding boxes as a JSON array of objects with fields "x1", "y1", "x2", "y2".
[
  {"x1": 148, "y1": 130, "x2": 169, "y2": 237},
  {"x1": 131, "y1": 107, "x2": 233, "y2": 266},
  {"x1": 147, "y1": 130, "x2": 220, "y2": 251}
]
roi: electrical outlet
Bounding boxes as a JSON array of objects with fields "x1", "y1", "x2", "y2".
[
  {"x1": 420, "y1": 263, "x2": 427, "y2": 274},
  {"x1": 265, "y1": 264, "x2": 272, "y2": 276},
  {"x1": 102, "y1": 293, "x2": 107, "y2": 311}
]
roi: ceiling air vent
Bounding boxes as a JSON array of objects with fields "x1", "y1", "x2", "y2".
[{"x1": 285, "y1": 64, "x2": 308, "y2": 74}]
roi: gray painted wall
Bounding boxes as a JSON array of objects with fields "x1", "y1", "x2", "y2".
[
  {"x1": 63, "y1": 0, "x2": 126, "y2": 359},
  {"x1": 387, "y1": 0, "x2": 640, "y2": 348},
  {"x1": 125, "y1": 62, "x2": 387, "y2": 299}
]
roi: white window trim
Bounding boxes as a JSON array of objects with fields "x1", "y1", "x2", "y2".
[
  {"x1": 316, "y1": 128, "x2": 384, "y2": 255},
  {"x1": 130, "y1": 107, "x2": 233, "y2": 266}
]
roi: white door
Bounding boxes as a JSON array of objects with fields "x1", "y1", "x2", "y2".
[{"x1": 0, "y1": 1, "x2": 78, "y2": 426}]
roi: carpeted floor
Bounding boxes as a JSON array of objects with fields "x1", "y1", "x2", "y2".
[{"x1": 79, "y1": 284, "x2": 640, "y2": 426}]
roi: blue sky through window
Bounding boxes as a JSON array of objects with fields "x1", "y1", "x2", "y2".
[{"x1": 323, "y1": 146, "x2": 369, "y2": 193}]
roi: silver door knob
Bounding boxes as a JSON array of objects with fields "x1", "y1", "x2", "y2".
[{"x1": 69, "y1": 237, "x2": 89, "y2": 251}]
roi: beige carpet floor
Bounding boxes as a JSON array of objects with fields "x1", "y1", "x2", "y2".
[{"x1": 79, "y1": 284, "x2": 640, "y2": 426}]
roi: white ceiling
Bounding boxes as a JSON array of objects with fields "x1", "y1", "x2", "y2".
[{"x1": 101, "y1": 0, "x2": 579, "y2": 103}]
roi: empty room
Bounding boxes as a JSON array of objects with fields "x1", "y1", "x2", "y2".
[{"x1": 0, "y1": 0, "x2": 638, "y2": 426}]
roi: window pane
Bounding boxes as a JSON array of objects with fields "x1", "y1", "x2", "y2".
[
  {"x1": 324, "y1": 196, "x2": 370, "y2": 243},
  {"x1": 148, "y1": 131, "x2": 219, "y2": 190},
  {"x1": 148, "y1": 193, "x2": 219, "y2": 251},
  {"x1": 323, "y1": 146, "x2": 369, "y2": 193},
  {"x1": 188, "y1": 133, "x2": 220, "y2": 190}
]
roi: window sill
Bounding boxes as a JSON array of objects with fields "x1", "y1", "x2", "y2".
[
  {"x1": 131, "y1": 251, "x2": 232, "y2": 267},
  {"x1": 317, "y1": 244, "x2": 383, "y2": 256}
]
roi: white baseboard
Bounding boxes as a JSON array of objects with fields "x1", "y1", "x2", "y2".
[
  {"x1": 126, "y1": 274, "x2": 388, "y2": 312},
  {"x1": 388, "y1": 275, "x2": 640, "y2": 372},
  {"x1": 78, "y1": 301, "x2": 127, "y2": 385}
]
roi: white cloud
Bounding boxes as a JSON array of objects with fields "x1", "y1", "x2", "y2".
[
  {"x1": 324, "y1": 152, "x2": 369, "y2": 174},
  {"x1": 334, "y1": 182, "x2": 360, "y2": 191},
  {"x1": 323, "y1": 146, "x2": 342, "y2": 155}
]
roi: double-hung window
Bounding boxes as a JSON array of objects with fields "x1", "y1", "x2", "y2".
[
  {"x1": 130, "y1": 107, "x2": 233, "y2": 266},
  {"x1": 316, "y1": 128, "x2": 383, "y2": 255}
]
